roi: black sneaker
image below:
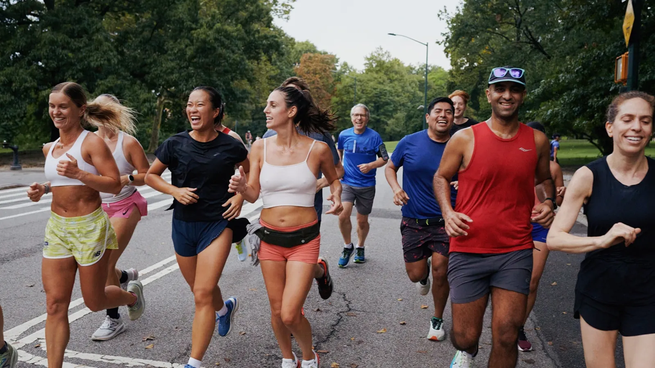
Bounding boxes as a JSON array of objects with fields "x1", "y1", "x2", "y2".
[
  {"x1": 315, "y1": 256, "x2": 333, "y2": 300},
  {"x1": 353, "y1": 247, "x2": 366, "y2": 263}
]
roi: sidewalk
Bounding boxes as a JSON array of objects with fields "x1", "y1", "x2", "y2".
[{"x1": 0, "y1": 168, "x2": 46, "y2": 190}]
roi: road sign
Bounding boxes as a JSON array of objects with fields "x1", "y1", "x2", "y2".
[{"x1": 623, "y1": 0, "x2": 635, "y2": 47}]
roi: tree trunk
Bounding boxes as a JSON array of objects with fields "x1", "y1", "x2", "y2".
[{"x1": 147, "y1": 94, "x2": 167, "y2": 153}]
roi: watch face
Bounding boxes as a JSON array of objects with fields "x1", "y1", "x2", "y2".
[{"x1": 129, "y1": 175, "x2": 134, "y2": 182}]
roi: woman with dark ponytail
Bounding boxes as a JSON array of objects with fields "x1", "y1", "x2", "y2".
[
  {"x1": 229, "y1": 85, "x2": 343, "y2": 368},
  {"x1": 26, "y1": 82, "x2": 145, "y2": 368},
  {"x1": 145, "y1": 86, "x2": 249, "y2": 368}
]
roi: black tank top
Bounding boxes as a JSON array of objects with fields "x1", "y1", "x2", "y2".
[{"x1": 576, "y1": 156, "x2": 655, "y2": 305}]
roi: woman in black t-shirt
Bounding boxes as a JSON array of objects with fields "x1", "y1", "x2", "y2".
[
  {"x1": 145, "y1": 87, "x2": 249, "y2": 368},
  {"x1": 548, "y1": 91, "x2": 655, "y2": 367}
]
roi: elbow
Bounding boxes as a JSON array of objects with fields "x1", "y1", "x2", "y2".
[
  {"x1": 110, "y1": 180, "x2": 122, "y2": 195},
  {"x1": 545, "y1": 233, "x2": 560, "y2": 251},
  {"x1": 144, "y1": 172, "x2": 152, "y2": 186}
]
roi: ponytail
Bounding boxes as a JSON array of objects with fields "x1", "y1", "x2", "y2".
[{"x1": 275, "y1": 86, "x2": 335, "y2": 134}]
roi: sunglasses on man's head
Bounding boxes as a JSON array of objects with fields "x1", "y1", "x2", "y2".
[{"x1": 492, "y1": 67, "x2": 525, "y2": 79}]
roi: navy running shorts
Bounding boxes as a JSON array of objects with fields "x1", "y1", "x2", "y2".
[{"x1": 172, "y1": 218, "x2": 230, "y2": 257}]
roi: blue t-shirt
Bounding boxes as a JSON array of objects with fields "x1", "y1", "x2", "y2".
[
  {"x1": 550, "y1": 140, "x2": 560, "y2": 159},
  {"x1": 262, "y1": 129, "x2": 339, "y2": 221},
  {"x1": 391, "y1": 130, "x2": 456, "y2": 219},
  {"x1": 338, "y1": 127, "x2": 384, "y2": 187}
]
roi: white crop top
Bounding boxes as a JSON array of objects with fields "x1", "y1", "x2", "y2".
[
  {"x1": 260, "y1": 138, "x2": 317, "y2": 208},
  {"x1": 45, "y1": 130, "x2": 99, "y2": 187},
  {"x1": 101, "y1": 131, "x2": 137, "y2": 203}
]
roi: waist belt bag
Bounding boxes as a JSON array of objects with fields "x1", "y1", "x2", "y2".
[{"x1": 255, "y1": 222, "x2": 320, "y2": 248}]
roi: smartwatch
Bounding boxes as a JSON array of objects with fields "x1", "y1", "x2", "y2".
[{"x1": 128, "y1": 174, "x2": 135, "y2": 184}]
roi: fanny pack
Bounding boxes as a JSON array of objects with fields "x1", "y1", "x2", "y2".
[{"x1": 255, "y1": 221, "x2": 320, "y2": 248}]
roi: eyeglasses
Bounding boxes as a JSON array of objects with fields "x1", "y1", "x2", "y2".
[
  {"x1": 492, "y1": 67, "x2": 524, "y2": 79},
  {"x1": 351, "y1": 114, "x2": 367, "y2": 118}
]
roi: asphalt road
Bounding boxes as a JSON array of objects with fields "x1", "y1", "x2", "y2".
[{"x1": 0, "y1": 168, "x2": 614, "y2": 367}]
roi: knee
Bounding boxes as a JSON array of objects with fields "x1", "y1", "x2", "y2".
[
  {"x1": 432, "y1": 267, "x2": 448, "y2": 286},
  {"x1": 494, "y1": 321, "x2": 520, "y2": 346},
  {"x1": 407, "y1": 269, "x2": 425, "y2": 283},
  {"x1": 450, "y1": 327, "x2": 478, "y2": 351},
  {"x1": 280, "y1": 308, "x2": 302, "y2": 327},
  {"x1": 339, "y1": 213, "x2": 350, "y2": 223},
  {"x1": 356, "y1": 217, "x2": 368, "y2": 228},
  {"x1": 193, "y1": 287, "x2": 214, "y2": 307},
  {"x1": 46, "y1": 295, "x2": 71, "y2": 316}
]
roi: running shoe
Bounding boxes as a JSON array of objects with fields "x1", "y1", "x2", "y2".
[
  {"x1": 315, "y1": 257, "x2": 333, "y2": 300},
  {"x1": 338, "y1": 247, "x2": 354, "y2": 268},
  {"x1": 126, "y1": 280, "x2": 145, "y2": 321},
  {"x1": 416, "y1": 258, "x2": 431, "y2": 295},
  {"x1": 300, "y1": 351, "x2": 319, "y2": 368},
  {"x1": 0, "y1": 341, "x2": 18, "y2": 368},
  {"x1": 517, "y1": 326, "x2": 533, "y2": 352},
  {"x1": 450, "y1": 350, "x2": 474, "y2": 368},
  {"x1": 353, "y1": 247, "x2": 366, "y2": 263},
  {"x1": 120, "y1": 268, "x2": 139, "y2": 291},
  {"x1": 183, "y1": 365, "x2": 194, "y2": 368},
  {"x1": 427, "y1": 316, "x2": 446, "y2": 341},
  {"x1": 217, "y1": 297, "x2": 239, "y2": 337},
  {"x1": 281, "y1": 352, "x2": 300, "y2": 368},
  {"x1": 91, "y1": 315, "x2": 126, "y2": 341}
]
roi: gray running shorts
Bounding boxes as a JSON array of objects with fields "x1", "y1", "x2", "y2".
[
  {"x1": 448, "y1": 249, "x2": 533, "y2": 304},
  {"x1": 341, "y1": 183, "x2": 375, "y2": 215}
]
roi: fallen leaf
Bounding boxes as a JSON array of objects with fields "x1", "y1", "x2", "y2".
[
  {"x1": 215, "y1": 363, "x2": 220, "y2": 366},
  {"x1": 249, "y1": 288, "x2": 257, "y2": 291},
  {"x1": 350, "y1": 364, "x2": 358, "y2": 368},
  {"x1": 350, "y1": 337, "x2": 355, "y2": 341},
  {"x1": 551, "y1": 282, "x2": 557, "y2": 286},
  {"x1": 34, "y1": 344, "x2": 41, "y2": 348},
  {"x1": 314, "y1": 308, "x2": 322, "y2": 312},
  {"x1": 376, "y1": 328, "x2": 387, "y2": 333},
  {"x1": 548, "y1": 341, "x2": 553, "y2": 346},
  {"x1": 142, "y1": 335, "x2": 155, "y2": 342},
  {"x1": 399, "y1": 321, "x2": 406, "y2": 325},
  {"x1": 397, "y1": 298, "x2": 403, "y2": 301},
  {"x1": 417, "y1": 350, "x2": 427, "y2": 354},
  {"x1": 330, "y1": 363, "x2": 340, "y2": 368},
  {"x1": 345, "y1": 312, "x2": 357, "y2": 317},
  {"x1": 316, "y1": 350, "x2": 329, "y2": 353},
  {"x1": 239, "y1": 331, "x2": 246, "y2": 335},
  {"x1": 420, "y1": 305, "x2": 429, "y2": 309},
  {"x1": 145, "y1": 344, "x2": 154, "y2": 349},
  {"x1": 224, "y1": 358, "x2": 231, "y2": 363},
  {"x1": 562, "y1": 311, "x2": 567, "y2": 314},
  {"x1": 566, "y1": 263, "x2": 571, "y2": 266},
  {"x1": 535, "y1": 327, "x2": 541, "y2": 331},
  {"x1": 26, "y1": 284, "x2": 35, "y2": 287},
  {"x1": 523, "y1": 358, "x2": 535, "y2": 364}
]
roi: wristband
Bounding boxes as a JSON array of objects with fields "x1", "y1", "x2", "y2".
[
  {"x1": 44, "y1": 183, "x2": 50, "y2": 194},
  {"x1": 544, "y1": 197, "x2": 557, "y2": 209}
]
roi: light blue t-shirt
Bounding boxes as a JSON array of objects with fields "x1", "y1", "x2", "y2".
[
  {"x1": 550, "y1": 140, "x2": 560, "y2": 159},
  {"x1": 338, "y1": 127, "x2": 384, "y2": 188},
  {"x1": 391, "y1": 130, "x2": 456, "y2": 219}
]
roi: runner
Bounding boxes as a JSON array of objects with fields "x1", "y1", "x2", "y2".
[
  {"x1": 26, "y1": 82, "x2": 145, "y2": 368},
  {"x1": 547, "y1": 91, "x2": 655, "y2": 367},
  {"x1": 88, "y1": 94, "x2": 150, "y2": 341},
  {"x1": 448, "y1": 90, "x2": 479, "y2": 135},
  {"x1": 550, "y1": 133, "x2": 561, "y2": 163},
  {"x1": 0, "y1": 306, "x2": 17, "y2": 368},
  {"x1": 337, "y1": 104, "x2": 388, "y2": 267},
  {"x1": 229, "y1": 85, "x2": 342, "y2": 368},
  {"x1": 516, "y1": 121, "x2": 566, "y2": 351},
  {"x1": 433, "y1": 67, "x2": 555, "y2": 368},
  {"x1": 145, "y1": 86, "x2": 249, "y2": 368},
  {"x1": 262, "y1": 77, "x2": 344, "y2": 300},
  {"x1": 385, "y1": 97, "x2": 456, "y2": 341}
]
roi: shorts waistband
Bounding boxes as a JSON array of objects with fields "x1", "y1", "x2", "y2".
[
  {"x1": 260, "y1": 219, "x2": 319, "y2": 232},
  {"x1": 50, "y1": 207, "x2": 105, "y2": 225},
  {"x1": 404, "y1": 216, "x2": 444, "y2": 226}
]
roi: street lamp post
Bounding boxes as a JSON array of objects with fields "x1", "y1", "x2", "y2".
[{"x1": 388, "y1": 33, "x2": 428, "y2": 130}]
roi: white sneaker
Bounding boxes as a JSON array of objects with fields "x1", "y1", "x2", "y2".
[
  {"x1": 415, "y1": 258, "x2": 431, "y2": 295},
  {"x1": 300, "y1": 351, "x2": 319, "y2": 368},
  {"x1": 281, "y1": 352, "x2": 300, "y2": 368},
  {"x1": 120, "y1": 268, "x2": 139, "y2": 290},
  {"x1": 427, "y1": 317, "x2": 446, "y2": 341},
  {"x1": 450, "y1": 350, "x2": 474, "y2": 368},
  {"x1": 91, "y1": 315, "x2": 126, "y2": 341}
]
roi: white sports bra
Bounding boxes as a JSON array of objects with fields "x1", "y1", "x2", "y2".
[
  {"x1": 100, "y1": 131, "x2": 137, "y2": 203},
  {"x1": 260, "y1": 138, "x2": 317, "y2": 209},
  {"x1": 45, "y1": 130, "x2": 99, "y2": 187}
]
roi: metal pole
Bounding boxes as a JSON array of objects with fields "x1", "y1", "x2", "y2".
[
  {"x1": 424, "y1": 43, "x2": 428, "y2": 130},
  {"x1": 627, "y1": 0, "x2": 642, "y2": 91}
]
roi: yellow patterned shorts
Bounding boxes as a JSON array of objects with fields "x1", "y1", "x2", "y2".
[{"x1": 43, "y1": 207, "x2": 118, "y2": 266}]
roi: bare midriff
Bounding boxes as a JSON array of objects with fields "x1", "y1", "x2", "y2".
[
  {"x1": 50, "y1": 186, "x2": 102, "y2": 217},
  {"x1": 260, "y1": 206, "x2": 318, "y2": 228}
]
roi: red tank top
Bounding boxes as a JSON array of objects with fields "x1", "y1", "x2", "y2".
[{"x1": 450, "y1": 122, "x2": 537, "y2": 254}]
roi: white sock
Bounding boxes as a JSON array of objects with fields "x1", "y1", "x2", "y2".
[
  {"x1": 355, "y1": 244, "x2": 364, "y2": 249},
  {"x1": 187, "y1": 357, "x2": 202, "y2": 368},
  {"x1": 344, "y1": 243, "x2": 353, "y2": 249},
  {"x1": 217, "y1": 304, "x2": 228, "y2": 317}
]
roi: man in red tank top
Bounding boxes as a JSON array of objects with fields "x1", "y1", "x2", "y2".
[{"x1": 433, "y1": 67, "x2": 555, "y2": 368}]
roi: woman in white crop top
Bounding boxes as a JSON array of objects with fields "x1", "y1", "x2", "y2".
[
  {"x1": 26, "y1": 82, "x2": 145, "y2": 367},
  {"x1": 91, "y1": 94, "x2": 151, "y2": 341},
  {"x1": 229, "y1": 85, "x2": 342, "y2": 368}
]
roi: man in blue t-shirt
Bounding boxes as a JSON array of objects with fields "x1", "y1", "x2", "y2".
[
  {"x1": 550, "y1": 133, "x2": 560, "y2": 163},
  {"x1": 337, "y1": 104, "x2": 389, "y2": 267},
  {"x1": 385, "y1": 97, "x2": 457, "y2": 343}
]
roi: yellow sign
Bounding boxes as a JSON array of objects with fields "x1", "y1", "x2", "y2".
[{"x1": 623, "y1": 0, "x2": 635, "y2": 47}]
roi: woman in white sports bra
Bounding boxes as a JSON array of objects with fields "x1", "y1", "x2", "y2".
[
  {"x1": 26, "y1": 82, "x2": 145, "y2": 367},
  {"x1": 229, "y1": 85, "x2": 343, "y2": 368},
  {"x1": 90, "y1": 94, "x2": 151, "y2": 341}
]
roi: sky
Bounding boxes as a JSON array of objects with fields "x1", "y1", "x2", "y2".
[{"x1": 273, "y1": 0, "x2": 461, "y2": 71}]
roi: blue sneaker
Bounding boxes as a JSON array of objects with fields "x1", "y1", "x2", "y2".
[
  {"x1": 183, "y1": 365, "x2": 194, "y2": 368},
  {"x1": 338, "y1": 247, "x2": 354, "y2": 268},
  {"x1": 353, "y1": 247, "x2": 366, "y2": 263},
  {"x1": 217, "y1": 297, "x2": 239, "y2": 337}
]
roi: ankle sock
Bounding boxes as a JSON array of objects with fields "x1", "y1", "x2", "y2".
[
  {"x1": 344, "y1": 243, "x2": 353, "y2": 249},
  {"x1": 216, "y1": 304, "x2": 228, "y2": 317},
  {"x1": 107, "y1": 308, "x2": 120, "y2": 319},
  {"x1": 0, "y1": 341, "x2": 7, "y2": 354},
  {"x1": 355, "y1": 244, "x2": 364, "y2": 249},
  {"x1": 119, "y1": 270, "x2": 129, "y2": 284},
  {"x1": 187, "y1": 357, "x2": 202, "y2": 368}
]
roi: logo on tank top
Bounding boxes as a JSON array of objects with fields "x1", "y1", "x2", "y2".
[{"x1": 519, "y1": 147, "x2": 533, "y2": 152}]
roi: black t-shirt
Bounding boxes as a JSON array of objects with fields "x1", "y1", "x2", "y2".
[
  {"x1": 576, "y1": 156, "x2": 655, "y2": 305},
  {"x1": 450, "y1": 117, "x2": 479, "y2": 136},
  {"x1": 155, "y1": 131, "x2": 248, "y2": 222}
]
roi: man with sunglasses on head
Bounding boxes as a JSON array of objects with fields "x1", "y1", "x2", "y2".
[{"x1": 434, "y1": 67, "x2": 555, "y2": 368}]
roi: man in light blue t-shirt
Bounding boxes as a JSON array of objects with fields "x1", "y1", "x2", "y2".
[
  {"x1": 385, "y1": 97, "x2": 457, "y2": 343},
  {"x1": 337, "y1": 104, "x2": 389, "y2": 267}
]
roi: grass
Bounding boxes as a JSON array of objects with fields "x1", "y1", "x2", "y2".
[{"x1": 384, "y1": 138, "x2": 655, "y2": 168}]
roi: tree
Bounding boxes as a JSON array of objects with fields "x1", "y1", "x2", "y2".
[{"x1": 295, "y1": 53, "x2": 337, "y2": 110}]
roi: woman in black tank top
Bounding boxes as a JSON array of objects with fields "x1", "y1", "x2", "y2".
[{"x1": 547, "y1": 91, "x2": 655, "y2": 367}]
